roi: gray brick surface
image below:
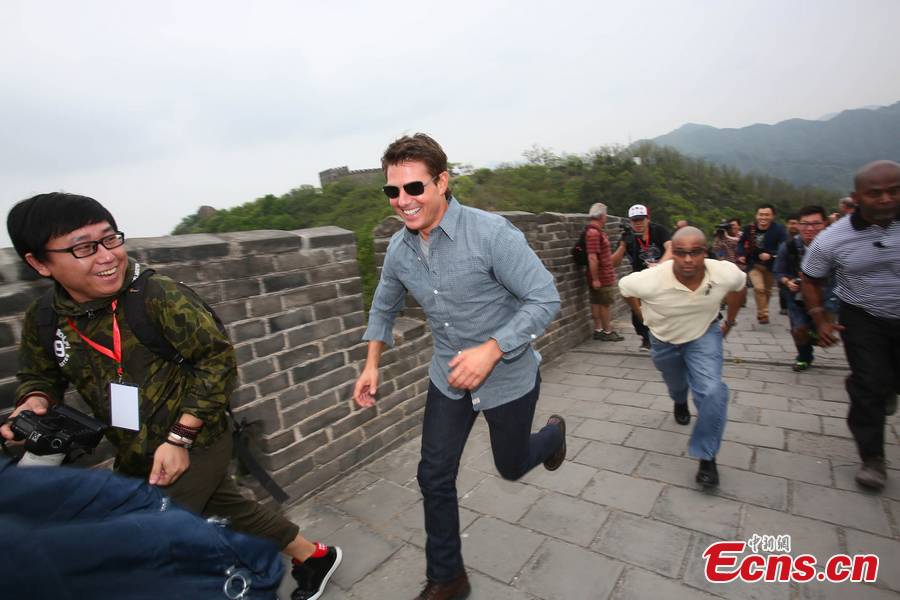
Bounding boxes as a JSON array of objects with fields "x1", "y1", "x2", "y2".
[
  {"x1": 754, "y1": 447, "x2": 832, "y2": 486},
  {"x1": 459, "y1": 476, "x2": 544, "y2": 524},
  {"x1": 520, "y1": 492, "x2": 610, "y2": 547},
  {"x1": 792, "y1": 482, "x2": 891, "y2": 534},
  {"x1": 574, "y1": 440, "x2": 645, "y2": 474},
  {"x1": 516, "y1": 539, "x2": 624, "y2": 600},
  {"x1": 462, "y1": 517, "x2": 545, "y2": 582},
  {"x1": 594, "y1": 512, "x2": 692, "y2": 577},
  {"x1": 651, "y1": 487, "x2": 742, "y2": 539},
  {"x1": 611, "y1": 567, "x2": 720, "y2": 600},
  {"x1": 581, "y1": 470, "x2": 665, "y2": 516},
  {"x1": 722, "y1": 421, "x2": 786, "y2": 449}
]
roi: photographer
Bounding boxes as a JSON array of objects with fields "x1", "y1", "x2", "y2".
[
  {"x1": 711, "y1": 218, "x2": 741, "y2": 263},
  {"x1": 773, "y1": 206, "x2": 834, "y2": 371},
  {"x1": 612, "y1": 204, "x2": 672, "y2": 350},
  {"x1": 2, "y1": 193, "x2": 341, "y2": 600}
]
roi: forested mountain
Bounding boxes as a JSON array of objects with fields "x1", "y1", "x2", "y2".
[
  {"x1": 174, "y1": 144, "x2": 835, "y2": 301},
  {"x1": 649, "y1": 102, "x2": 900, "y2": 192}
]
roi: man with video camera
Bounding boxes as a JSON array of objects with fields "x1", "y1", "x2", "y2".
[
  {"x1": 612, "y1": 204, "x2": 673, "y2": 350},
  {"x1": 1, "y1": 193, "x2": 341, "y2": 600}
]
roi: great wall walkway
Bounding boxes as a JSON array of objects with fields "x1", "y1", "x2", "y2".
[{"x1": 279, "y1": 310, "x2": 900, "y2": 600}]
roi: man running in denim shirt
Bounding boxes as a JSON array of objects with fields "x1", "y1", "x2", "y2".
[{"x1": 353, "y1": 133, "x2": 565, "y2": 600}]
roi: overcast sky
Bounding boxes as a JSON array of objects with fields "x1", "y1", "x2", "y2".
[{"x1": 2, "y1": 0, "x2": 898, "y2": 248}]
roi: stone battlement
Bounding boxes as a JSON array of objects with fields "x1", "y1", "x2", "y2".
[{"x1": 0, "y1": 213, "x2": 631, "y2": 504}]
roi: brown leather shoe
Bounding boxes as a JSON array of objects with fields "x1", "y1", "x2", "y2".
[
  {"x1": 416, "y1": 572, "x2": 471, "y2": 600},
  {"x1": 543, "y1": 415, "x2": 567, "y2": 471}
]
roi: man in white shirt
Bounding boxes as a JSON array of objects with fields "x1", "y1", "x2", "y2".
[{"x1": 619, "y1": 227, "x2": 746, "y2": 487}]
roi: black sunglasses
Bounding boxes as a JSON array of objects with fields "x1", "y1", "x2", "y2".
[
  {"x1": 44, "y1": 231, "x2": 126, "y2": 259},
  {"x1": 383, "y1": 175, "x2": 439, "y2": 199}
]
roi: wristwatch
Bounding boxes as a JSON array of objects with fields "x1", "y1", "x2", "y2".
[{"x1": 723, "y1": 320, "x2": 737, "y2": 327}]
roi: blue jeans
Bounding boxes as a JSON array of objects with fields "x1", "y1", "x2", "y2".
[
  {"x1": 650, "y1": 321, "x2": 729, "y2": 460},
  {"x1": 418, "y1": 372, "x2": 561, "y2": 582},
  {"x1": 786, "y1": 295, "x2": 840, "y2": 363}
]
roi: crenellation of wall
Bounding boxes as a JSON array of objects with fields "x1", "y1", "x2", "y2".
[{"x1": 0, "y1": 211, "x2": 631, "y2": 506}]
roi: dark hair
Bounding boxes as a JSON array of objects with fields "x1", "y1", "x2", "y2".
[
  {"x1": 7, "y1": 193, "x2": 117, "y2": 263},
  {"x1": 786, "y1": 213, "x2": 799, "y2": 221},
  {"x1": 381, "y1": 133, "x2": 452, "y2": 200},
  {"x1": 728, "y1": 217, "x2": 741, "y2": 226},
  {"x1": 796, "y1": 205, "x2": 827, "y2": 220},
  {"x1": 756, "y1": 203, "x2": 776, "y2": 215}
]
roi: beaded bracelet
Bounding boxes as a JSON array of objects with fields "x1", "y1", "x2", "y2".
[{"x1": 164, "y1": 438, "x2": 191, "y2": 449}]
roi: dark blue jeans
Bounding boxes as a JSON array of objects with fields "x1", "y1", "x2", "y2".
[{"x1": 417, "y1": 372, "x2": 560, "y2": 582}]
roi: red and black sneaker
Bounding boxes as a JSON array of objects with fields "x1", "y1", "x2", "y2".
[{"x1": 291, "y1": 545, "x2": 342, "y2": 600}]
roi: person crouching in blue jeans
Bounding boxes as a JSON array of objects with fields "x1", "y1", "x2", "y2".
[{"x1": 619, "y1": 227, "x2": 746, "y2": 487}]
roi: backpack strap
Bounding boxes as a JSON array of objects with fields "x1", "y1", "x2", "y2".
[
  {"x1": 121, "y1": 268, "x2": 186, "y2": 366},
  {"x1": 36, "y1": 289, "x2": 59, "y2": 364},
  {"x1": 122, "y1": 269, "x2": 289, "y2": 503}
]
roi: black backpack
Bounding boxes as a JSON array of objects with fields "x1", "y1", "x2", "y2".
[
  {"x1": 35, "y1": 268, "x2": 288, "y2": 503},
  {"x1": 572, "y1": 228, "x2": 589, "y2": 266}
]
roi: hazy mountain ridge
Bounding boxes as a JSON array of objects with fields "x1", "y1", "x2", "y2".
[{"x1": 649, "y1": 102, "x2": 900, "y2": 192}]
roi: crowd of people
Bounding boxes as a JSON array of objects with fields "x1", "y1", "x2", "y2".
[
  {"x1": 0, "y1": 128, "x2": 896, "y2": 600},
  {"x1": 582, "y1": 160, "x2": 899, "y2": 497}
]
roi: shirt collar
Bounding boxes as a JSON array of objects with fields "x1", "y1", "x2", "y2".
[
  {"x1": 402, "y1": 195, "x2": 460, "y2": 243},
  {"x1": 850, "y1": 209, "x2": 900, "y2": 231}
]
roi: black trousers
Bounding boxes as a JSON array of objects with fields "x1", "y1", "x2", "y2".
[
  {"x1": 632, "y1": 311, "x2": 650, "y2": 343},
  {"x1": 839, "y1": 303, "x2": 900, "y2": 460}
]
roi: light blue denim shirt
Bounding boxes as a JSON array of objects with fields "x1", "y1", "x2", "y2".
[{"x1": 363, "y1": 197, "x2": 560, "y2": 410}]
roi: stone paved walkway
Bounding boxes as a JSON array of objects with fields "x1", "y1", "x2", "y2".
[{"x1": 279, "y1": 309, "x2": 899, "y2": 599}]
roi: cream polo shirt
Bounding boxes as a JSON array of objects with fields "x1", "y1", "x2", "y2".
[{"x1": 618, "y1": 259, "x2": 745, "y2": 344}]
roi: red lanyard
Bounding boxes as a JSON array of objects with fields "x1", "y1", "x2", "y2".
[
  {"x1": 67, "y1": 300, "x2": 123, "y2": 379},
  {"x1": 636, "y1": 231, "x2": 651, "y2": 252}
]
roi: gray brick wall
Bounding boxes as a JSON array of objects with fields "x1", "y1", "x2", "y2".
[
  {"x1": 0, "y1": 212, "x2": 631, "y2": 506},
  {"x1": 372, "y1": 211, "x2": 634, "y2": 361}
]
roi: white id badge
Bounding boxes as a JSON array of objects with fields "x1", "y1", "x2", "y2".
[{"x1": 109, "y1": 382, "x2": 140, "y2": 431}]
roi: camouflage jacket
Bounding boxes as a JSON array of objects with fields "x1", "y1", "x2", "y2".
[{"x1": 16, "y1": 259, "x2": 236, "y2": 477}]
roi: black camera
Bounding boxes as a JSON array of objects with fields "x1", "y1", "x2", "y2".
[
  {"x1": 619, "y1": 221, "x2": 634, "y2": 243},
  {"x1": 715, "y1": 220, "x2": 731, "y2": 233},
  {"x1": 9, "y1": 404, "x2": 107, "y2": 456}
]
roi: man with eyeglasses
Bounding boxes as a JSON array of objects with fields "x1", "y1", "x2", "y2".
[
  {"x1": 801, "y1": 160, "x2": 900, "y2": 491},
  {"x1": 619, "y1": 226, "x2": 746, "y2": 487},
  {"x1": 3, "y1": 193, "x2": 342, "y2": 600},
  {"x1": 353, "y1": 133, "x2": 564, "y2": 600},
  {"x1": 773, "y1": 206, "x2": 833, "y2": 372},
  {"x1": 612, "y1": 204, "x2": 672, "y2": 350}
]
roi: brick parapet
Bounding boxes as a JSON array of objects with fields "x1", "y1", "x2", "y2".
[{"x1": 0, "y1": 211, "x2": 632, "y2": 506}]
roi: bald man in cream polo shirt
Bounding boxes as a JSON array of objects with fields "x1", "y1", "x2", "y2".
[{"x1": 619, "y1": 227, "x2": 746, "y2": 487}]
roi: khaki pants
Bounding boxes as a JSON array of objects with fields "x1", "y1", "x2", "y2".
[
  {"x1": 165, "y1": 429, "x2": 299, "y2": 549},
  {"x1": 748, "y1": 264, "x2": 774, "y2": 320}
]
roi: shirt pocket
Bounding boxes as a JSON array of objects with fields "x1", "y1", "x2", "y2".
[{"x1": 445, "y1": 256, "x2": 492, "y2": 299}]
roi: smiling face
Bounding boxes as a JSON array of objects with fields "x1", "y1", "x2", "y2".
[
  {"x1": 755, "y1": 207, "x2": 774, "y2": 229},
  {"x1": 385, "y1": 160, "x2": 450, "y2": 239},
  {"x1": 25, "y1": 221, "x2": 128, "y2": 303}
]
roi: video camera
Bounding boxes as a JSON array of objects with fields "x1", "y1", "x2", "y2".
[
  {"x1": 6, "y1": 404, "x2": 107, "y2": 466},
  {"x1": 619, "y1": 221, "x2": 634, "y2": 243}
]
